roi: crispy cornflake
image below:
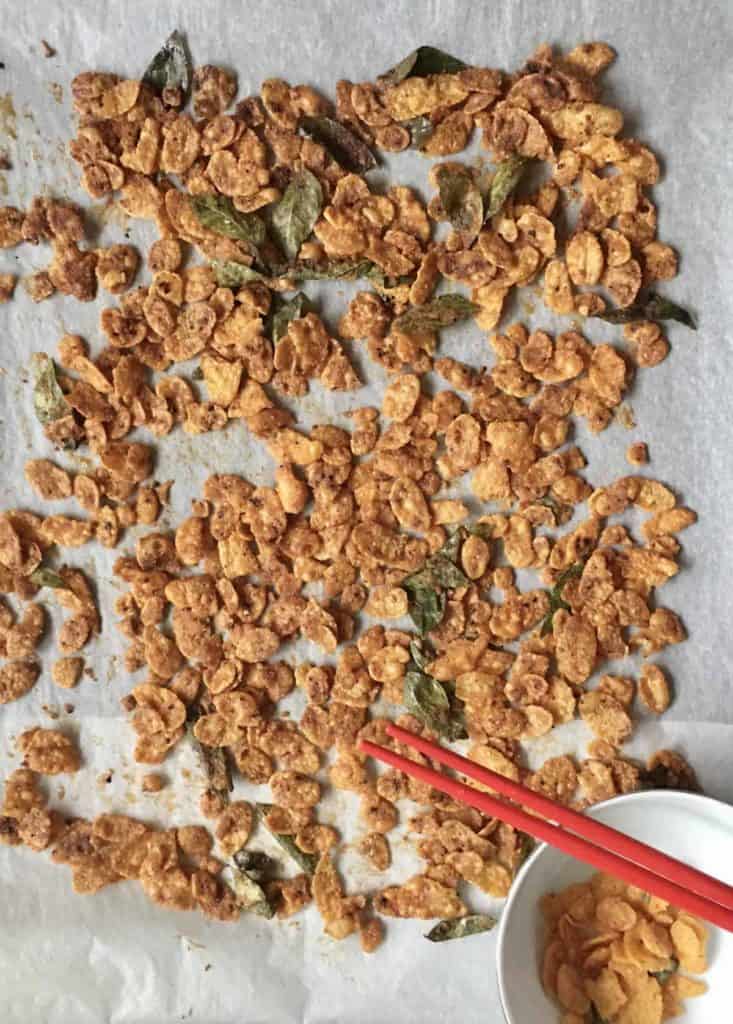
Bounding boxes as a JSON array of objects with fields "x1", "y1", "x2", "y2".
[{"x1": 0, "y1": 35, "x2": 703, "y2": 953}]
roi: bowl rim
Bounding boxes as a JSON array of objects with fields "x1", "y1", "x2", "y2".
[{"x1": 495, "y1": 788, "x2": 733, "y2": 1024}]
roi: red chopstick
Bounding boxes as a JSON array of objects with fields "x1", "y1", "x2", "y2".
[
  {"x1": 358, "y1": 727, "x2": 733, "y2": 933},
  {"x1": 385, "y1": 723, "x2": 733, "y2": 914}
]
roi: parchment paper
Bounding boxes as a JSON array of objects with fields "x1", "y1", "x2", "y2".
[{"x1": 0, "y1": 2, "x2": 732, "y2": 1021}]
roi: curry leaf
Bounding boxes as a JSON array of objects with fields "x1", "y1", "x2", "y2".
[
  {"x1": 233, "y1": 850, "x2": 275, "y2": 882},
  {"x1": 257, "y1": 803, "x2": 318, "y2": 875},
  {"x1": 590, "y1": 1010, "x2": 610, "y2": 1024},
  {"x1": 593, "y1": 293, "x2": 697, "y2": 330},
  {"x1": 300, "y1": 116, "x2": 377, "y2": 173},
  {"x1": 271, "y1": 292, "x2": 315, "y2": 343},
  {"x1": 32, "y1": 353, "x2": 69, "y2": 426},
  {"x1": 191, "y1": 195, "x2": 266, "y2": 247},
  {"x1": 269, "y1": 258, "x2": 383, "y2": 283},
  {"x1": 404, "y1": 585, "x2": 446, "y2": 634},
  {"x1": 394, "y1": 294, "x2": 477, "y2": 335},
  {"x1": 484, "y1": 155, "x2": 531, "y2": 221},
  {"x1": 211, "y1": 260, "x2": 267, "y2": 287},
  {"x1": 29, "y1": 567, "x2": 68, "y2": 590},
  {"x1": 540, "y1": 561, "x2": 585, "y2": 635},
  {"x1": 229, "y1": 851, "x2": 275, "y2": 919},
  {"x1": 436, "y1": 166, "x2": 483, "y2": 242},
  {"x1": 425, "y1": 914, "x2": 497, "y2": 942},
  {"x1": 404, "y1": 669, "x2": 466, "y2": 740},
  {"x1": 142, "y1": 30, "x2": 192, "y2": 96},
  {"x1": 404, "y1": 115, "x2": 434, "y2": 149},
  {"x1": 409, "y1": 638, "x2": 431, "y2": 672},
  {"x1": 380, "y1": 46, "x2": 467, "y2": 85},
  {"x1": 187, "y1": 702, "x2": 233, "y2": 799},
  {"x1": 651, "y1": 957, "x2": 679, "y2": 984},
  {"x1": 270, "y1": 169, "x2": 323, "y2": 261}
]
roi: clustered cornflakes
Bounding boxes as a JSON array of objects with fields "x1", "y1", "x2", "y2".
[
  {"x1": 0, "y1": 34, "x2": 702, "y2": 959},
  {"x1": 542, "y1": 872, "x2": 709, "y2": 1023}
]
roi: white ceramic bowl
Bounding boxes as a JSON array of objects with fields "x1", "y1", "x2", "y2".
[{"x1": 496, "y1": 789, "x2": 733, "y2": 1023}]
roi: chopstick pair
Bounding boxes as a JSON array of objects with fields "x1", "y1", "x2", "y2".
[{"x1": 359, "y1": 723, "x2": 733, "y2": 933}]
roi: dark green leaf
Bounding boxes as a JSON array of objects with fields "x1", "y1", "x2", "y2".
[
  {"x1": 32, "y1": 353, "x2": 69, "y2": 426},
  {"x1": 211, "y1": 260, "x2": 267, "y2": 287},
  {"x1": 540, "y1": 561, "x2": 585, "y2": 635},
  {"x1": 270, "y1": 258, "x2": 383, "y2": 283},
  {"x1": 229, "y1": 860, "x2": 275, "y2": 919},
  {"x1": 142, "y1": 30, "x2": 191, "y2": 95},
  {"x1": 436, "y1": 166, "x2": 483, "y2": 242},
  {"x1": 191, "y1": 195, "x2": 266, "y2": 247},
  {"x1": 651, "y1": 957, "x2": 679, "y2": 985},
  {"x1": 514, "y1": 833, "x2": 535, "y2": 874},
  {"x1": 380, "y1": 46, "x2": 467, "y2": 85},
  {"x1": 394, "y1": 294, "x2": 477, "y2": 335},
  {"x1": 257, "y1": 803, "x2": 318, "y2": 875},
  {"x1": 233, "y1": 850, "x2": 276, "y2": 883},
  {"x1": 271, "y1": 292, "x2": 316, "y2": 343},
  {"x1": 409, "y1": 638, "x2": 430, "y2": 672},
  {"x1": 468, "y1": 521, "x2": 493, "y2": 541},
  {"x1": 436, "y1": 527, "x2": 465, "y2": 566},
  {"x1": 405, "y1": 585, "x2": 446, "y2": 634},
  {"x1": 484, "y1": 155, "x2": 531, "y2": 221},
  {"x1": 425, "y1": 914, "x2": 497, "y2": 942},
  {"x1": 187, "y1": 703, "x2": 233, "y2": 799},
  {"x1": 270, "y1": 169, "x2": 323, "y2": 261},
  {"x1": 590, "y1": 1010, "x2": 609, "y2": 1024},
  {"x1": 300, "y1": 116, "x2": 377, "y2": 173},
  {"x1": 404, "y1": 115, "x2": 434, "y2": 149},
  {"x1": 29, "y1": 567, "x2": 68, "y2": 590},
  {"x1": 404, "y1": 669, "x2": 466, "y2": 740},
  {"x1": 594, "y1": 293, "x2": 697, "y2": 330}
]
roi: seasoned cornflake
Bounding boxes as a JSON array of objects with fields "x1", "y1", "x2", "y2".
[{"x1": 542, "y1": 873, "x2": 708, "y2": 1024}]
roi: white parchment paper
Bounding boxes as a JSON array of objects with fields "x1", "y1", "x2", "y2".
[{"x1": 0, "y1": 2, "x2": 732, "y2": 1021}]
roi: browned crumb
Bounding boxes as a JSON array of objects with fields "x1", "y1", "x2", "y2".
[
  {"x1": 0, "y1": 272, "x2": 16, "y2": 302},
  {"x1": 142, "y1": 773, "x2": 165, "y2": 793},
  {"x1": 23, "y1": 270, "x2": 55, "y2": 302},
  {"x1": 41, "y1": 40, "x2": 56, "y2": 58},
  {"x1": 626, "y1": 441, "x2": 649, "y2": 466}
]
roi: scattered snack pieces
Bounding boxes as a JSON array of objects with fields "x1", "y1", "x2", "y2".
[
  {"x1": 0, "y1": 32, "x2": 704, "y2": 952},
  {"x1": 627, "y1": 442, "x2": 649, "y2": 466},
  {"x1": 541, "y1": 871, "x2": 709, "y2": 1023},
  {"x1": 141, "y1": 772, "x2": 165, "y2": 793}
]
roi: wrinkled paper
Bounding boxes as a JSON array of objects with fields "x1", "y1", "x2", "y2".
[{"x1": 0, "y1": 2, "x2": 732, "y2": 1021}]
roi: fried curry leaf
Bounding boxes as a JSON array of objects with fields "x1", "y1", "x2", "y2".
[
  {"x1": 394, "y1": 294, "x2": 477, "y2": 335},
  {"x1": 483, "y1": 155, "x2": 531, "y2": 221},
  {"x1": 590, "y1": 1010, "x2": 610, "y2": 1024},
  {"x1": 233, "y1": 850, "x2": 276, "y2": 883},
  {"x1": 540, "y1": 561, "x2": 586, "y2": 635},
  {"x1": 191, "y1": 194, "x2": 266, "y2": 247},
  {"x1": 32, "y1": 353, "x2": 69, "y2": 426},
  {"x1": 594, "y1": 293, "x2": 697, "y2": 330},
  {"x1": 404, "y1": 584, "x2": 446, "y2": 634},
  {"x1": 211, "y1": 260, "x2": 267, "y2": 287},
  {"x1": 436, "y1": 166, "x2": 483, "y2": 242},
  {"x1": 271, "y1": 292, "x2": 315, "y2": 343},
  {"x1": 409, "y1": 638, "x2": 431, "y2": 672},
  {"x1": 651, "y1": 957, "x2": 679, "y2": 984},
  {"x1": 425, "y1": 913, "x2": 497, "y2": 942},
  {"x1": 229, "y1": 853, "x2": 275, "y2": 919},
  {"x1": 142, "y1": 30, "x2": 192, "y2": 96},
  {"x1": 270, "y1": 169, "x2": 323, "y2": 261},
  {"x1": 514, "y1": 833, "x2": 535, "y2": 874},
  {"x1": 29, "y1": 567, "x2": 68, "y2": 590},
  {"x1": 380, "y1": 45, "x2": 467, "y2": 85},
  {"x1": 300, "y1": 116, "x2": 377, "y2": 173},
  {"x1": 404, "y1": 668, "x2": 466, "y2": 740},
  {"x1": 187, "y1": 702, "x2": 233, "y2": 799},
  {"x1": 269, "y1": 258, "x2": 383, "y2": 283},
  {"x1": 257, "y1": 803, "x2": 319, "y2": 875},
  {"x1": 404, "y1": 115, "x2": 434, "y2": 149}
]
